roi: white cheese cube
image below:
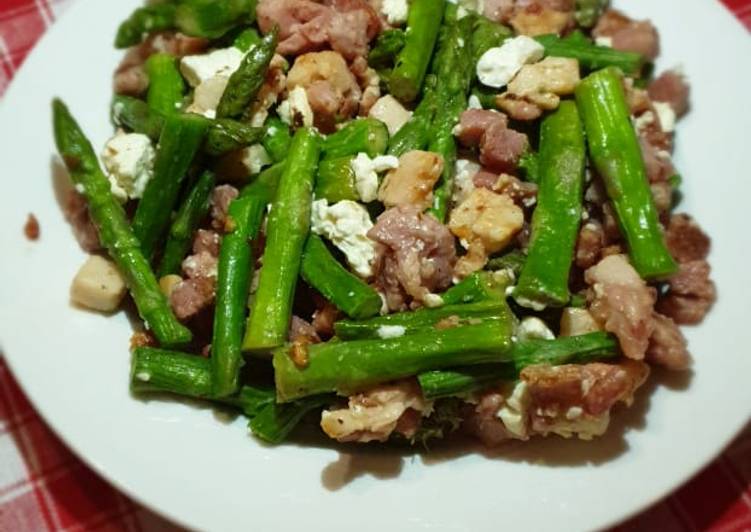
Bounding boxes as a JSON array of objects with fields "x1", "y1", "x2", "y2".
[
  {"x1": 101, "y1": 132, "x2": 155, "y2": 202},
  {"x1": 476, "y1": 36, "x2": 545, "y2": 89},
  {"x1": 71, "y1": 256, "x2": 127, "y2": 312},
  {"x1": 368, "y1": 95, "x2": 412, "y2": 136},
  {"x1": 180, "y1": 47, "x2": 245, "y2": 88}
]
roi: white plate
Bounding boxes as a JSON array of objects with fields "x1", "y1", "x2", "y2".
[{"x1": 1, "y1": 1, "x2": 750, "y2": 530}]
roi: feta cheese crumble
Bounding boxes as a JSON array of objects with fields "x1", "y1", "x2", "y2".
[
  {"x1": 350, "y1": 153, "x2": 400, "y2": 203},
  {"x1": 376, "y1": 325, "x2": 407, "y2": 339},
  {"x1": 101, "y1": 132, "x2": 155, "y2": 202},
  {"x1": 517, "y1": 317, "x2": 555, "y2": 341},
  {"x1": 653, "y1": 101, "x2": 676, "y2": 133},
  {"x1": 476, "y1": 36, "x2": 545, "y2": 89},
  {"x1": 241, "y1": 144, "x2": 272, "y2": 175},
  {"x1": 311, "y1": 199, "x2": 377, "y2": 278},
  {"x1": 452, "y1": 159, "x2": 480, "y2": 204},
  {"x1": 278, "y1": 86, "x2": 314, "y2": 127},
  {"x1": 381, "y1": 0, "x2": 409, "y2": 25},
  {"x1": 180, "y1": 47, "x2": 245, "y2": 88}
]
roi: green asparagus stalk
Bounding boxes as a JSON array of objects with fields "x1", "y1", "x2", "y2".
[
  {"x1": 536, "y1": 34, "x2": 644, "y2": 76},
  {"x1": 388, "y1": 0, "x2": 446, "y2": 102},
  {"x1": 513, "y1": 102, "x2": 586, "y2": 309},
  {"x1": 471, "y1": 15, "x2": 513, "y2": 66},
  {"x1": 211, "y1": 195, "x2": 266, "y2": 397},
  {"x1": 575, "y1": 68, "x2": 677, "y2": 279},
  {"x1": 387, "y1": 87, "x2": 435, "y2": 156},
  {"x1": 486, "y1": 249, "x2": 527, "y2": 277},
  {"x1": 112, "y1": 95, "x2": 165, "y2": 141},
  {"x1": 158, "y1": 170, "x2": 216, "y2": 277},
  {"x1": 418, "y1": 365, "x2": 516, "y2": 400},
  {"x1": 240, "y1": 161, "x2": 285, "y2": 204},
  {"x1": 249, "y1": 395, "x2": 332, "y2": 444},
  {"x1": 368, "y1": 29, "x2": 406, "y2": 74},
  {"x1": 313, "y1": 156, "x2": 358, "y2": 203},
  {"x1": 334, "y1": 299, "x2": 512, "y2": 340},
  {"x1": 243, "y1": 128, "x2": 321, "y2": 352},
  {"x1": 145, "y1": 53, "x2": 185, "y2": 116},
  {"x1": 175, "y1": 0, "x2": 257, "y2": 39},
  {"x1": 203, "y1": 119, "x2": 264, "y2": 156},
  {"x1": 300, "y1": 235, "x2": 382, "y2": 320},
  {"x1": 518, "y1": 151, "x2": 541, "y2": 184},
  {"x1": 53, "y1": 99, "x2": 191, "y2": 346},
  {"x1": 321, "y1": 118, "x2": 389, "y2": 159},
  {"x1": 217, "y1": 29, "x2": 278, "y2": 119},
  {"x1": 131, "y1": 347, "x2": 211, "y2": 396},
  {"x1": 418, "y1": 331, "x2": 620, "y2": 399},
  {"x1": 132, "y1": 113, "x2": 209, "y2": 260},
  {"x1": 115, "y1": 3, "x2": 177, "y2": 49},
  {"x1": 233, "y1": 27, "x2": 262, "y2": 52},
  {"x1": 261, "y1": 116, "x2": 292, "y2": 163},
  {"x1": 274, "y1": 321, "x2": 514, "y2": 402},
  {"x1": 575, "y1": 0, "x2": 609, "y2": 28},
  {"x1": 441, "y1": 271, "x2": 508, "y2": 305}
]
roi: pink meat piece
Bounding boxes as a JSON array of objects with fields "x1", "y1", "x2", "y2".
[
  {"x1": 456, "y1": 110, "x2": 507, "y2": 148},
  {"x1": 648, "y1": 71, "x2": 690, "y2": 117},
  {"x1": 462, "y1": 391, "x2": 516, "y2": 446},
  {"x1": 575, "y1": 221, "x2": 605, "y2": 270},
  {"x1": 170, "y1": 277, "x2": 216, "y2": 321},
  {"x1": 664, "y1": 213, "x2": 711, "y2": 264},
  {"x1": 472, "y1": 169, "x2": 500, "y2": 190},
  {"x1": 482, "y1": 0, "x2": 573, "y2": 23},
  {"x1": 593, "y1": 9, "x2": 660, "y2": 61},
  {"x1": 193, "y1": 229, "x2": 221, "y2": 257},
  {"x1": 646, "y1": 313, "x2": 692, "y2": 371},
  {"x1": 114, "y1": 32, "x2": 208, "y2": 96},
  {"x1": 289, "y1": 315, "x2": 322, "y2": 343},
  {"x1": 210, "y1": 185, "x2": 239, "y2": 231},
  {"x1": 657, "y1": 260, "x2": 716, "y2": 325},
  {"x1": 640, "y1": 137, "x2": 675, "y2": 184},
  {"x1": 257, "y1": 0, "x2": 380, "y2": 59},
  {"x1": 368, "y1": 205, "x2": 457, "y2": 311},
  {"x1": 63, "y1": 191, "x2": 101, "y2": 252},
  {"x1": 480, "y1": 120, "x2": 530, "y2": 174},
  {"x1": 585, "y1": 254, "x2": 657, "y2": 360}
]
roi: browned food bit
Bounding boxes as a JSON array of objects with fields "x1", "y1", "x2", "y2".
[
  {"x1": 646, "y1": 313, "x2": 692, "y2": 371},
  {"x1": 455, "y1": 109, "x2": 530, "y2": 174},
  {"x1": 210, "y1": 185, "x2": 239, "y2": 231},
  {"x1": 192, "y1": 229, "x2": 221, "y2": 257},
  {"x1": 130, "y1": 331, "x2": 157, "y2": 350},
  {"x1": 657, "y1": 260, "x2": 716, "y2": 325},
  {"x1": 378, "y1": 150, "x2": 443, "y2": 210},
  {"x1": 576, "y1": 221, "x2": 605, "y2": 270},
  {"x1": 593, "y1": 9, "x2": 660, "y2": 61},
  {"x1": 648, "y1": 70, "x2": 690, "y2": 117},
  {"x1": 24, "y1": 214, "x2": 40, "y2": 241},
  {"x1": 169, "y1": 276, "x2": 216, "y2": 321},
  {"x1": 664, "y1": 213, "x2": 711, "y2": 264},
  {"x1": 509, "y1": 2, "x2": 574, "y2": 37}
]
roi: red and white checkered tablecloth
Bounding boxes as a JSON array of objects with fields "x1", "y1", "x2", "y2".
[{"x1": 1, "y1": 1, "x2": 750, "y2": 530}]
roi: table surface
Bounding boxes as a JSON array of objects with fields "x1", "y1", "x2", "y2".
[{"x1": 1, "y1": 1, "x2": 749, "y2": 530}]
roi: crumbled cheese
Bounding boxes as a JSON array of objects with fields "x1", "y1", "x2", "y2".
[
  {"x1": 101, "y1": 132, "x2": 155, "y2": 203},
  {"x1": 452, "y1": 159, "x2": 480, "y2": 205},
  {"x1": 350, "y1": 153, "x2": 400, "y2": 203},
  {"x1": 633, "y1": 111, "x2": 656, "y2": 131},
  {"x1": 180, "y1": 47, "x2": 245, "y2": 88},
  {"x1": 547, "y1": 413, "x2": 610, "y2": 440},
  {"x1": 381, "y1": 0, "x2": 409, "y2": 25},
  {"x1": 517, "y1": 317, "x2": 555, "y2": 341},
  {"x1": 311, "y1": 199, "x2": 377, "y2": 278},
  {"x1": 594, "y1": 36, "x2": 613, "y2": 48},
  {"x1": 70, "y1": 255, "x2": 127, "y2": 312},
  {"x1": 368, "y1": 95, "x2": 412, "y2": 136},
  {"x1": 423, "y1": 293, "x2": 445, "y2": 308},
  {"x1": 455, "y1": 0, "x2": 485, "y2": 17},
  {"x1": 496, "y1": 381, "x2": 530, "y2": 438},
  {"x1": 467, "y1": 94, "x2": 483, "y2": 110},
  {"x1": 653, "y1": 101, "x2": 676, "y2": 133},
  {"x1": 566, "y1": 406, "x2": 584, "y2": 420},
  {"x1": 278, "y1": 86, "x2": 314, "y2": 127},
  {"x1": 186, "y1": 75, "x2": 230, "y2": 119},
  {"x1": 241, "y1": 144, "x2": 272, "y2": 175},
  {"x1": 476, "y1": 36, "x2": 544, "y2": 89},
  {"x1": 376, "y1": 325, "x2": 407, "y2": 339}
]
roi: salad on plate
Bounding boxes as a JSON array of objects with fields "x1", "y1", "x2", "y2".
[{"x1": 50, "y1": 0, "x2": 715, "y2": 447}]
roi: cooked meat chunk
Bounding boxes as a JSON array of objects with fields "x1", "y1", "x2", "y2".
[
  {"x1": 585, "y1": 255, "x2": 657, "y2": 360},
  {"x1": 169, "y1": 276, "x2": 216, "y2": 321},
  {"x1": 648, "y1": 70, "x2": 690, "y2": 117},
  {"x1": 664, "y1": 213, "x2": 711, "y2": 263},
  {"x1": 462, "y1": 383, "x2": 529, "y2": 446},
  {"x1": 350, "y1": 56, "x2": 381, "y2": 116},
  {"x1": 210, "y1": 185, "x2": 239, "y2": 231},
  {"x1": 247, "y1": 54, "x2": 289, "y2": 127},
  {"x1": 657, "y1": 260, "x2": 716, "y2": 325},
  {"x1": 193, "y1": 229, "x2": 221, "y2": 257},
  {"x1": 593, "y1": 9, "x2": 660, "y2": 61},
  {"x1": 576, "y1": 221, "x2": 606, "y2": 270},
  {"x1": 320, "y1": 379, "x2": 429, "y2": 442},
  {"x1": 378, "y1": 150, "x2": 443, "y2": 210},
  {"x1": 491, "y1": 173, "x2": 538, "y2": 208},
  {"x1": 289, "y1": 315, "x2": 321, "y2": 343},
  {"x1": 454, "y1": 109, "x2": 530, "y2": 174},
  {"x1": 509, "y1": 2, "x2": 573, "y2": 37},
  {"x1": 646, "y1": 313, "x2": 692, "y2": 371},
  {"x1": 369, "y1": 205, "x2": 456, "y2": 311}
]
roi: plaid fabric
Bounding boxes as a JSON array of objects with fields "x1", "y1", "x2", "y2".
[{"x1": 0, "y1": 1, "x2": 749, "y2": 530}]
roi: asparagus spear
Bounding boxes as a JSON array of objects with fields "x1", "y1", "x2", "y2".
[
  {"x1": 321, "y1": 118, "x2": 389, "y2": 159},
  {"x1": 368, "y1": 29, "x2": 406, "y2": 74},
  {"x1": 145, "y1": 53, "x2": 185, "y2": 116},
  {"x1": 575, "y1": 0, "x2": 608, "y2": 28},
  {"x1": 418, "y1": 332, "x2": 620, "y2": 399},
  {"x1": 240, "y1": 161, "x2": 285, "y2": 205},
  {"x1": 387, "y1": 87, "x2": 435, "y2": 156},
  {"x1": 158, "y1": 170, "x2": 216, "y2": 277},
  {"x1": 112, "y1": 95, "x2": 165, "y2": 141},
  {"x1": 388, "y1": 0, "x2": 446, "y2": 102},
  {"x1": 486, "y1": 249, "x2": 527, "y2": 278},
  {"x1": 233, "y1": 27, "x2": 262, "y2": 52},
  {"x1": 513, "y1": 102, "x2": 586, "y2": 309},
  {"x1": 115, "y1": 4, "x2": 177, "y2": 49},
  {"x1": 536, "y1": 34, "x2": 644, "y2": 76},
  {"x1": 313, "y1": 156, "x2": 359, "y2": 203},
  {"x1": 300, "y1": 235, "x2": 382, "y2": 320},
  {"x1": 132, "y1": 113, "x2": 209, "y2": 260},
  {"x1": 334, "y1": 299, "x2": 512, "y2": 340},
  {"x1": 575, "y1": 68, "x2": 677, "y2": 279},
  {"x1": 274, "y1": 321, "x2": 514, "y2": 402},
  {"x1": 243, "y1": 128, "x2": 321, "y2": 352},
  {"x1": 471, "y1": 15, "x2": 513, "y2": 66},
  {"x1": 204, "y1": 119, "x2": 264, "y2": 156},
  {"x1": 249, "y1": 395, "x2": 332, "y2": 444},
  {"x1": 262, "y1": 116, "x2": 292, "y2": 163},
  {"x1": 175, "y1": 0, "x2": 257, "y2": 39},
  {"x1": 52, "y1": 99, "x2": 191, "y2": 346},
  {"x1": 217, "y1": 29, "x2": 278, "y2": 119},
  {"x1": 131, "y1": 347, "x2": 211, "y2": 396},
  {"x1": 441, "y1": 271, "x2": 508, "y2": 305},
  {"x1": 211, "y1": 195, "x2": 266, "y2": 397}
]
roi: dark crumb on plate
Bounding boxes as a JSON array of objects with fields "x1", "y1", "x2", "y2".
[{"x1": 24, "y1": 213, "x2": 40, "y2": 241}]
